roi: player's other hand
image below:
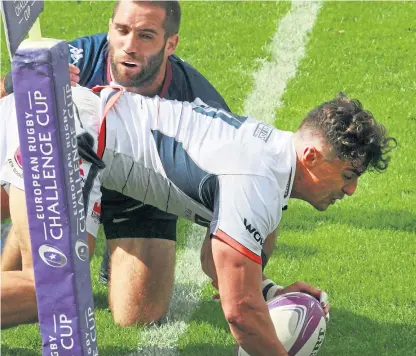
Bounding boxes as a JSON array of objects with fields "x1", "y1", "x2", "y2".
[
  {"x1": 69, "y1": 64, "x2": 80, "y2": 86},
  {"x1": 275, "y1": 281, "x2": 330, "y2": 317}
]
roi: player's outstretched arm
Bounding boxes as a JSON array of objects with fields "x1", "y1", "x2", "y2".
[{"x1": 211, "y1": 234, "x2": 288, "y2": 356}]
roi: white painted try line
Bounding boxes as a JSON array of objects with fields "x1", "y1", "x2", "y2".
[
  {"x1": 131, "y1": 224, "x2": 208, "y2": 356},
  {"x1": 244, "y1": 1, "x2": 322, "y2": 125},
  {"x1": 131, "y1": 1, "x2": 322, "y2": 355}
]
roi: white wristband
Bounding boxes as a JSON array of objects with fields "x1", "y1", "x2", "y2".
[{"x1": 262, "y1": 279, "x2": 284, "y2": 301}]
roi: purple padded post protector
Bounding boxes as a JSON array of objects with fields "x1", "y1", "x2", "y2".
[
  {"x1": 1, "y1": 0, "x2": 44, "y2": 57},
  {"x1": 12, "y1": 40, "x2": 98, "y2": 356}
]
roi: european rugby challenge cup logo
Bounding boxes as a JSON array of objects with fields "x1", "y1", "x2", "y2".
[{"x1": 38, "y1": 244, "x2": 68, "y2": 268}]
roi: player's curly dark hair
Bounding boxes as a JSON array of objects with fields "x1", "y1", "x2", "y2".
[{"x1": 299, "y1": 93, "x2": 397, "y2": 173}]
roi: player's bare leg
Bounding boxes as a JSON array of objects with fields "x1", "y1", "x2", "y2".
[
  {"x1": 1, "y1": 226, "x2": 22, "y2": 271},
  {"x1": 108, "y1": 238, "x2": 176, "y2": 326},
  {"x1": 1, "y1": 184, "x2": 23, "y2": 271},
  {"x1": 1, "y1": 270, "x2": 37, "y2": 328},
  {"x1": 0, "y1": 186, "x2": 96, "y2": 328}
]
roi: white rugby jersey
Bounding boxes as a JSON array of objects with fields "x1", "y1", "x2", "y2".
[
  {"x1": 97, "y1": 87, "x2": 295, "y2": 263},
  {"x1": 0, "y1": 86, "x2": 296, "y2": 264}
]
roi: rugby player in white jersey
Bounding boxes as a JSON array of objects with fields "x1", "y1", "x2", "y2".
[{"x1": 0, "y1": 86, "x2": 396, "y2": 355}]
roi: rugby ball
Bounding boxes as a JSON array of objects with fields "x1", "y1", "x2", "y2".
[{"x1": 237, "y1": 292, "x2": 326, "y2": 356}]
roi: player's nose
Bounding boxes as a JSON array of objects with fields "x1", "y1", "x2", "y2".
[{"x1": 122, "y1": 33, "x2": 137, "y2": 54}]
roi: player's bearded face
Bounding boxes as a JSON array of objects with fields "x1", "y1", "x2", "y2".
[{"x1": 109, "y1": 41, "x2": 166, "y2": 88}]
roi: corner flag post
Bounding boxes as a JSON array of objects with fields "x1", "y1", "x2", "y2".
[{"x1": 1, "y1": 1, "x2": 98, "y2": 355}]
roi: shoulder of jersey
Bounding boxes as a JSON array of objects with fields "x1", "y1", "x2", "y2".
[
  {"x1": 168, "y1": 54, "x2": 230, "y2": 111},
  {"x1": 68, "y1": 33, "x2": 108, "y2": 65},
  {"x1": 169, "y1": 54, "x2": 209, "y2": 80}
]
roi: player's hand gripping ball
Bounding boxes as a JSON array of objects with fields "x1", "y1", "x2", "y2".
[{"x1": 237, "y1": 292, "x2": 327, "y2": 356}]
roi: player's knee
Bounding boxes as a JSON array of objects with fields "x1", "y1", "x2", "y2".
[{"x1": 112, "y1": 302, "x2": 168, "y2": 327}]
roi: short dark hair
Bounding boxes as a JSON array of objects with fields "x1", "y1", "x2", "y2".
[
  {"x1": 112, "y1": 0, "x2": 181, "y2": 38},
  {"x1": 298, "y1": 93, "x2": 397, "y2": 173}
]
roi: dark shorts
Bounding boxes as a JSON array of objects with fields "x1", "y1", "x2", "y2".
[{"x1": 100, "y1": 188, "x2": 177, "y2": 241}]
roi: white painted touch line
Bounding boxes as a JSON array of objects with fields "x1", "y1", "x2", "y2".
[
  {"x1": 132, "y1": 224, "x2": 208, "y2": 355},
  {"x1": 244, "y1": 1, "x2": 322, "y2": 125}
]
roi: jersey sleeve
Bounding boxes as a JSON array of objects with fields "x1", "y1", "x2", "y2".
[
  {"x1": 169, "y1": 55, "x2": 231, "y2": 111},
  {"x1": 210, "y1": 175, "x2": 281, "y2": 264}
]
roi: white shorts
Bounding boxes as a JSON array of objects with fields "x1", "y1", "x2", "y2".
[{"x1": 0, "y1": 88, "x2": 102, "y2": 238}]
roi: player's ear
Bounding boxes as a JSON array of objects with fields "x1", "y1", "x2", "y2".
[
  {"x1": 302, "y1": 146, "x2": 322, "y2": 168},
  {"x1": 165, "y1": 34, "x2": 179, "y2": 56}
]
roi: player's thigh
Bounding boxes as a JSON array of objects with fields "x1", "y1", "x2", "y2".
[
  {"x1": 108, "y1": 237, "x2": 176, "y2": 315},
  {"x1": 8, "y1": 185, "x2": 33, "y2": 271}
]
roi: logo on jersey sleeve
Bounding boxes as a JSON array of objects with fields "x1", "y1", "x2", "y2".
[
  {"x1": 243, "y1": 218, "x2": 264, "y2": 246},
  {"x1": 69, "y1": 44, "x2": 84, "y2": 64},
  {"x1": 253, "y1": 123, "x2": 273, "y2": 143}
]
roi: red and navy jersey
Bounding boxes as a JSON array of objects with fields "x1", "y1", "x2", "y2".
[
  {"x1": 67, "y1": 34, "x2": 109, "y2": 89},
  {"x1": 5, "y1": 33, "x2": 229, "y2": 110},
  {"x1": 68, "y1": 34, "x2": 230, "y2": 110}
]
